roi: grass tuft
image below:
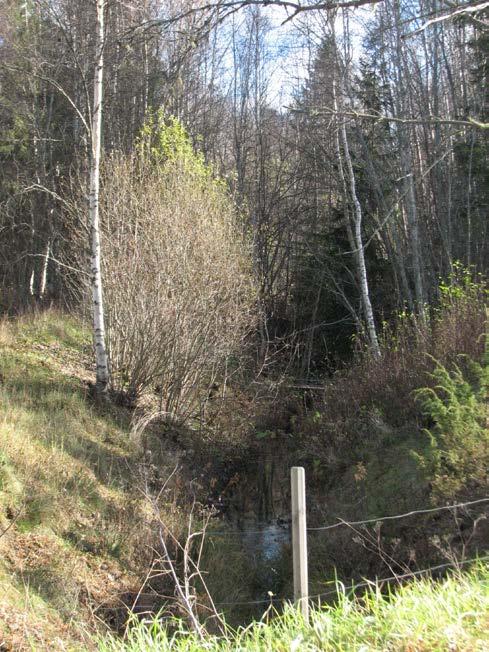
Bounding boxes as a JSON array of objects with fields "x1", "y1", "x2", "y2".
[{"x1": 99, "y1": 562, "x2": 489, "y2": 651}]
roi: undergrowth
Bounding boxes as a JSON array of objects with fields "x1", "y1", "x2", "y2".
[
  {"x1": 99, "y1": 562, "x2": 489, "y2": 651},
  {"x1": 295, "y1": 270, "x2": 488, "y2": 596},
  {"x1": 415, "y1": 354, "x2": 489, "y2": 499},
  {"x1": 302, "y1": 269, "x2": 488, "y2": 510}
]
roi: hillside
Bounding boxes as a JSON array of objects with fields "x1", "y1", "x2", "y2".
[
  {"x1": 0, "y1": 310, "x2": 488, "y2": 651},
  {"x1": 0, "y1": 311, "x2": 172, "y2": 650}
]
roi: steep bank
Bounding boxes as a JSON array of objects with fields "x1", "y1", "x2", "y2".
[
  {"x1": 0, "y1": 311, "x2": 206, "y2": 649},
  {"x1": 0, "y1": 311, "x2": 293, "y2": 647}
]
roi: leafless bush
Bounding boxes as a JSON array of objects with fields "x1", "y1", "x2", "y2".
[{"x1": 72, "y1": 151, "x2": 256, "y2": 420}]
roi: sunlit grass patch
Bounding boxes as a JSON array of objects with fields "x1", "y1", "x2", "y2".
[
  {"x1": 0, "y1": 310, "x2": 153, "y2": 649},
  {"x1": 98, "y1": 562, "x2": 489, "y2": 652},
  {"x1": 5, "y1": 308, "x2": 89, "y2": 351},
  {"x1": 0, "y1": 567, "x2": 92, "y2": 651}
]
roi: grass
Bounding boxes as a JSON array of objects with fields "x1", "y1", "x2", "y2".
[
  {"x1": 0, "y1": 310, "x2": 162, "y2": 650},
  {"x1": 0, "y1": 309, "x2": 271, "y2": 649},
  {"x1": 99, "y1": 563, "x2": 489, "y2": 651}
]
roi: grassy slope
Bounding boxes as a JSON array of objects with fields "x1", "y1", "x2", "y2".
[
  {"x1": 100, "y1": 563, "x2": 489, "y2": 651},
  {"x1": 0, "y1": 311, "x2": 157, "y2": 651}
]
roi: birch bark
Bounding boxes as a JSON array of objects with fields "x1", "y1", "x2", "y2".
[
  {"x1": 334, "y1": 81, "x2": 381, "y2": 358},
  {"x1": 39, "y1": 239, "x2": 50, "y2": 300},
  {"x1": 339, "y1": 118, "x2": 381, "y2": 358},
  {"x1": 89, "y1": 0, "x2": 109, "y2": 394}
]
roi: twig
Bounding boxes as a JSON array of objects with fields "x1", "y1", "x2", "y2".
[
  {"x1": 0, "y1": 506, "x2": 23, "y2": 540},
  {"x1": 406, "y1": 0, "x2": 489, "y2": 37}
]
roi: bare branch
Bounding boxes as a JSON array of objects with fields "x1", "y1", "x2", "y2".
[
  {"x1": 3, "y1": 65, "x2": 91, "y2": 137},
  {"x1": 405, "y1": 0, "x2": 489, "y2": 37},
  {"x1": 132, "y1": 0, "x2": 384, "y2": 34},
  {"x1": 290, "y1": 105, "x2": 489, "y2": 129}
]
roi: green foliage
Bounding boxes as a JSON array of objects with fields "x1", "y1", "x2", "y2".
[
  {"x1": 136, "y1": 109, "x2": 215, "y2": 184},
  {"x1": 98, "y1": 563, "x2": 489, "y2": 651},
  {"x1": 255, "y1": 429, "x2": 279, "y2": 440},
  {"x1": 414, "y1": 353, "x2": 489, "y2": 498},
  {"x1": 0, "y1": 114, "x2": 30, "y2": 158},
  {"x1": 438, "y1": 261, "x2": 488, "y2": 306}
]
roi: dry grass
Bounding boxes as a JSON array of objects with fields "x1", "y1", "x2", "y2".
[
  {"x1": 0, "y1": 310, "x2": 166, "y2": 650},
  {"x1": 0, "y1": 319, "x2": 14, "y2": 347}
]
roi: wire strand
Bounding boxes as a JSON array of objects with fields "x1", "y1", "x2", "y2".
[
  {"x1": 309, "y1": 554, "x2": 489, "y2": 602},
  {"x1": 214, "y1": 554, "x2": 489, "y2": 608},
  {"x1": 206, "y1": 497, "x2": 489, "y2": 537},
  {"x1": 307, "y1": 497, "x2": 489, "y2": 532}
]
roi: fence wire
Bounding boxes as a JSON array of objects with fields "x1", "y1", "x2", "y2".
[
  {"x1": 307, "y1": 497, "x2": 489, "y2": 532},
  {"x1": 207, "y1": 497, "x2": 489, "y2": 608},
  {"x1": 214, "y1": 554, "x2": 489, "y2": 608},
  {"x1": 206, "y1": 496, "x2": 489, "y2": 538}
]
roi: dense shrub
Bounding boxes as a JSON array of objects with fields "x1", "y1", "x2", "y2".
[
  {"x1": 302, "y1": 267, "x2": 487, "y2": 469},
  {"x1": 74, "y1": 113, "x2": 256, "y2": 418}
]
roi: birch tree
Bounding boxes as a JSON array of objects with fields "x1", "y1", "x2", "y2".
[
  {"x1": 334, "y1": 81, "x2": 381, "y2": 358},
  {"x1": 89, "y1": 0, "x2": 109, "y2": 395}
]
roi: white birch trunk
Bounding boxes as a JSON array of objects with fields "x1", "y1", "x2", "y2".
[
  {"x1": 339, "y1": 118, "x2": 381, "y2": 358},
  {"x1": 39, "y1": 239, "x2": 50, "y2": 300},
  {"x1": 29, "y1": 268, "x2": 35, "y2": 297},
  {"x1": 89, "y1": 0, "x2": 109, "y2": 394},
  {"x1": 333, "y1": 80, "x2": 381, "y2": 358}
]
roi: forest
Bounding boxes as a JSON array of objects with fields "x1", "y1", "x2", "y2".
[{"x1": 0, "y1": 0, "x2": 488, "y2": 650}]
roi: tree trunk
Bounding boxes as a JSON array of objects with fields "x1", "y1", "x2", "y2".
[
  {"x1": 392, "y1": 0, "x2": 425, "y2": 316},
  {"x1": 340, "y1": 118, "x2": 381, "y2": 358},
  {"x1": 334, "y1": 80, "x2": 381, "y2": 358},
  {"x1": 89, "y1": 0, "x2": 109, "y2": 395},
  {"x1": 39, "y1": 239, "x2": 50, "y2": 300}
]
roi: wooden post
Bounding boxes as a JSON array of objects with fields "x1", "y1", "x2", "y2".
[{"x1": 291, "y1": 466, "x2": 309, "y2": 621}]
